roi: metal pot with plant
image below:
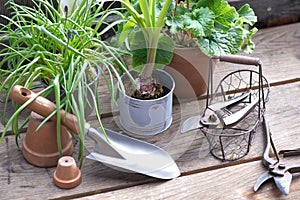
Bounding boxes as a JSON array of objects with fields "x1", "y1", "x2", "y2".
[
  {"x1": 164, "y1": 0, "x2": 258, "y2": 98},
  {"x1": 114, "y1": 0, "x2": 175, "y2": 137},
  {"x1": 0, "y1": 0, "x2": 129, "y2": 167}
]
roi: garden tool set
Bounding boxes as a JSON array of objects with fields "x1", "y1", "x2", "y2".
[
  {"x1": 254, "y1": 115, "x2": 300, "y2": 195},
  {"x1": 182, "y1": 55, "x2": 270, "y2": 161},
  {"x1": 10, "y1": 85, "x2": 180, "y2": 180},
  {"x1": 181, "y1": 89, "x2": 258, "y2": 133},
  {"x1": 10, "y1": 54, "x2": 300, "y2": 195}
]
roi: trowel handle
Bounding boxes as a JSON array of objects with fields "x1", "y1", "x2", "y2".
[
  {"x1": 9, "y1": 85, "x2": 80, "y2": 134},
  {"x1": 217, "y1": 54, "x2": 261, "y2": 66}
]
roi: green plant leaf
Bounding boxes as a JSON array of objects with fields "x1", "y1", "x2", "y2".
[
  {"x1": 0, "y1": 0, "x2": 131, "y2": 165},
  {"x1": 166, "y1": 15, "x2": 182, "y2": 35},
  {"x1": 182, "y1": 8, "x2": 214, "y2": 37},
  {"x1": 130, "y1": 30, "x2": 174, "y2": 71},
  {"x1": 175, "y1": 5, "x2": 189, "y2": 16},
  {"x1": 197, "y1": 0, "x2": 237, "y2": 30},
  {"x1": 198, "y1": 26, "x2": 244, "y2": 56},
  {"x1": 154, "y1": 34, "x2": 175, "y2": 69},
  {"x1": 242, "y1": 27, "x2": 258, "y2": 53},
  {"x1": 117, "y1": 17, "x2": 137, "y2": 46},
  {"x1": 237, "y1": 4, "x2": 257, "y2": 26},
  {"x1": 53, "y1": 75, "x2": 62, "y2": 157},
  {"x1": 129, "y1": 30, "x2": 146, "y2": 71}
]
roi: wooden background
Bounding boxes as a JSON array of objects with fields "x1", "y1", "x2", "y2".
[
  {"x1": 0, "y1": 1, "x2": 300, "y2": 198},
  {"x1": 0, "y1": 22, "x2": 299, "y2": 199}
]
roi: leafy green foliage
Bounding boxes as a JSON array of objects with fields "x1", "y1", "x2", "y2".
[
  {"x1": 130, "y1": 30, "x2": 175, "y2": 72},
  {"x1": 238, "y1": 4, "x2": 258, "y2": 25},
  {"x1": 167, "y1": 7, "x2": 214, "y2": 37},
  {"x1": 166, "y1": 0, "x2": 258, "y2": 56},
  {"x1": 196, "y1": 0, "x2": 238, "y2": 30},
  {"x1": 0, "y1": 0, "x2": 129, "y2": 166},
  {"x1": 117, "y1": 0, "x2": 173, "y2": 80}
]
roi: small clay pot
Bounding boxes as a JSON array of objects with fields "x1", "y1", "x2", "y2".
[
  {"x1": 22, "y1": 112, "x2": 73, "y2": 167},
  {"x1": 53, "y1": 156, "x2": 82, "y2": 189}
]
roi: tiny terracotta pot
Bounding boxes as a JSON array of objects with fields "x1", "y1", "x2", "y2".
[
  {"x1": 22, "y1": 112, "x2": 73, "y2": 167},
  {"x1": 165, "y1": 47, "x2": 216, "y2": 98},
  {"x1": 53, "y1": 156, "x2": 82, "y2": 189}
]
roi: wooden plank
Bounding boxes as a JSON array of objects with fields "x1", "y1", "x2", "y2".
[
  {"x1": 0, "y1": 22, "x2": 300, "y2": 199},
  {"x1": 0, "y1": 134, "x2": 159, "y2": 200},
  {"x1": 1, "y1": 81, "x2": 300, "y2": 199},
  {"x1": 74, "y1": 159, "x2": 300, "y2": 200}
]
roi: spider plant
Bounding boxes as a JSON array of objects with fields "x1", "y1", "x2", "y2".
[{"x1": 0, "y1": 0, "x2": 129, "y2": 166}]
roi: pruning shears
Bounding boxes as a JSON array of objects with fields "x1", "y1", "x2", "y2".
[
  {"x1": 181, "y1": 89, "x2": 259, "y2": 133},
  {"x1": 254, "y1": 115, "x2": 300, "y2": 195}
]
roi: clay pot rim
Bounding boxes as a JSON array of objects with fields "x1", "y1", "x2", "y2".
[{"x1": 174, "y1": 46, "x2": 200, "y2": 50}]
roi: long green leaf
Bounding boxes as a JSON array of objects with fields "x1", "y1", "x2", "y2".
[
  {"x1": 53, "y1": 75, "x2": 62, "y2": 157},
  {"x1": 138, "y1": 0, "x2": 152, "y2": 27},
  {"x1": 156, "y1": 0, "x2": 172, "y2": 28},
  {"x1": 38, "y1": 26, "x2": 85, "y2": 57}
]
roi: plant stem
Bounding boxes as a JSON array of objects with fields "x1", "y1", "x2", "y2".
[
  {"x1": 174, "y1": 0, "x2": 179, "y2": 16},
  {"x1": 141, "y1": 49, "x2": 156, "y2": 80},
  {"x1": 140, "y1": 30, "x2": 159, "y2": 81}
]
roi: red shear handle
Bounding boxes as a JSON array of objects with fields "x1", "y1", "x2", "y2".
[
  {"x1": 218, "y1": 54, "x2": 261, "y2": 66},
  {"x1": 9, "y1": 85, "x2": 80, "y2": 134}
]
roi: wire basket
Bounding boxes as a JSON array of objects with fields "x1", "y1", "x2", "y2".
[{"x1": 201, "y1": 56, "x2": 270, "y2": 161}]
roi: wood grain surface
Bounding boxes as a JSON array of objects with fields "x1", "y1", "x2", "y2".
[{"x1": 0, "y1": 22, "x2": 300, "y2": 200}]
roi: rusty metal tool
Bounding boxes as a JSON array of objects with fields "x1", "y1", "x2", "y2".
[
  {"x1": 181, "y1": 55, "x2": 264, "y2": 134},
  {"x1": 181, "y1": 89, "x2": 258, "y2": 133},
  {"x1": 254, "y1": 115, "x2": 300, "y2": 195}
]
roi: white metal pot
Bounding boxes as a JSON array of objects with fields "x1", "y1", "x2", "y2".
[{"x1": 118, "y1": 69, "x2": 175, "y2": 137}]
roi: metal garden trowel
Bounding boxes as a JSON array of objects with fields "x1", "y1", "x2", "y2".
[{"x1": 10, "y1": 85, "x2": 180, "y2": 179}]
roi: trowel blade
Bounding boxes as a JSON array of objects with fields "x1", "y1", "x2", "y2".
[
  {"x1": 86, "y1": 128, "x2": 180, "y2": 179},
  {"x1": 87, "y1": 152, "x2": 180, "y2": 179}
]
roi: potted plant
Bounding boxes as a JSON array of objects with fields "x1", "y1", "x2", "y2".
[
  {"x1": 164, "y1": 0, "x2": 258, "y2": 98},
  {"x1": 0, "y1": 0, "x2": 129, "y2": 167},
  {"x1": 115, "y1": 0, "x2": 175, "y2": 137}
]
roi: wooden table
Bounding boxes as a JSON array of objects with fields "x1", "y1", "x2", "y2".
[{"x1": 1, "y1": 22, "x2": 300, "y2": 200}]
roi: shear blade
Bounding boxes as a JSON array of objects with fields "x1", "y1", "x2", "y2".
[
  {"x1": 181, "y1": 115, "x2": 203, "y2": 133},
  {"x1": 223, "y1": 97, "x2": 259, "y2": 126},
  {"x1": 254, "y1": 171, "x2": 273, "y2": 192},
  {"x1": 274, "y1": 172, "x2": 292, "y2": 195}
]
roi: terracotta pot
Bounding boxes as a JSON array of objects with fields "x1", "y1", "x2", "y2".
[
  {"x1": 53, "y1": 156, "x2": 82, "y2": 189},
  {"x1": 22, "y1": 112, "x2": 73, "y2": 168},
  {"x1": 165, "y1": 47, "x2": 214, "y2": 98}
]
